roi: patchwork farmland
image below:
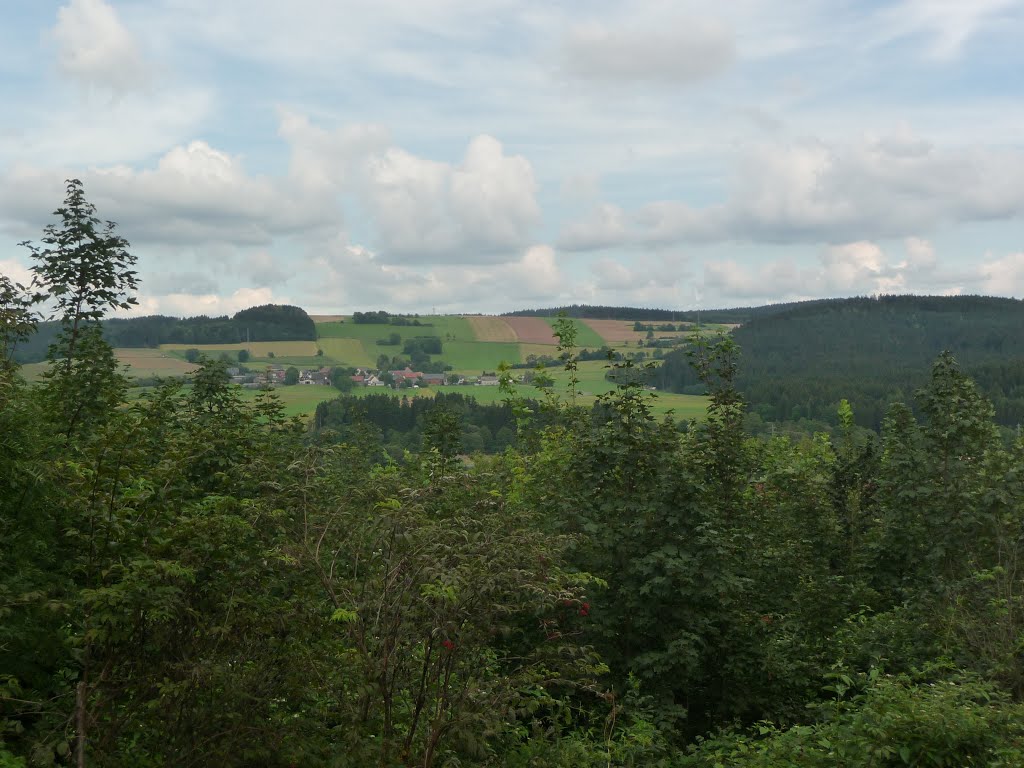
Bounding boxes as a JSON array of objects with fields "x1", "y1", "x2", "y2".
[{"x1": 94, "y1": 313, "x2": 716, "y2": 419}]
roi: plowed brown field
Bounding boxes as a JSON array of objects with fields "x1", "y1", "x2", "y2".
[{"x1": 502, "y1": 317, "x2": 559, "y2": 345}]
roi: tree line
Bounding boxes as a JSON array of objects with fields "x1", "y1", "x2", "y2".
[
  {"x1": 502, "y1": 300, "x2": 832, "y2": 324},
  {"x1": 12, "y1": 304, "x2": 317, "y2": 363}
]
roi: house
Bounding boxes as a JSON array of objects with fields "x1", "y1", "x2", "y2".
[
  {"x1": 421, "y1": 373, "x2": 446, "y2": 386},
  {"x1": 477, "y1": 374, "x2": 500, "y2": 386},
  {"x1": 365, "y1": 374, "x2": 385, "y2": 387},
  {"x1": 299, "y1": 368, "x2": 330, "y2": 385},
  {"x1": 389, "y1": 367, "x2": 424, "y2": 386},
  {"x1": 350, "y1": 375, "x2": 366, "y2": 385}
]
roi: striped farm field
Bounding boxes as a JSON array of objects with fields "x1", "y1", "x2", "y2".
[
  {"x1": 160, "y1": 341, "x2": 319, "y2": 357},
  {"x1": 519, "y1": 342, "x2": 559, "y2": 360},
  {"x1": 541, "y1": 317, "x2": 606, "y2": 348},
  {"x1": 582, "y1": 319, "x2": 648, "y2": 344},
  {"x1": 466, "y1": 316, "x2": 518, "y2": 342},
  {"x1": 317, "y1": 337, "x2": 374, "y2": 367},
  {"x1": 309, "y1": 314, "x2": 346, "y2": 322},
  {"x1": 502, "y1": 317, "x2": 559, "y2": 345},
  {"x1": 115, "y1": 348, "x2": 199, "y2": 377}
]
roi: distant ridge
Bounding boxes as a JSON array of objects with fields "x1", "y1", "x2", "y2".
[
  {"x1": 502, "y1": 300, "x2": 835, "y2": 324},
  {"x1": 652, "y1": 294, "x2": 1024, "y2": 428}
]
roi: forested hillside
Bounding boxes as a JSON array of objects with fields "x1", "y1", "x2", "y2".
[
  {"x1": 7, "y1": 183, "x2": 1024, "y2": 766},
  {"x1": 654, "y1": 295, "x2": 1024, "y2": 428},
  {"x1": 13, "y1": 304, "x2": 316, "y2": 363},
  {"x1": 504, "y1": 301, "x2": 828, "y2": 323}
]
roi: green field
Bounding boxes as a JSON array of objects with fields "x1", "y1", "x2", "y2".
[
  {"x1": 316, "y1": 337, "x2": 374, "y2": 367},
  {"x1": 542, "y1": 317, "x2": 606, "y2": 349},
  {"x1": 232, "y1": 360, "x2": 708, "y2": 422},
  {"x1": 314, "y1": 317, "x2": 522, "y2": 371},
  {"x1": 21, "y1": 349, "x2": 198, "y2": 382},
  {"x1": 237, "y1": 385, "x2": 339, "y2": 418},
  {"x1": 442, "y1": 341, "x2": 521, "y2": 371}
]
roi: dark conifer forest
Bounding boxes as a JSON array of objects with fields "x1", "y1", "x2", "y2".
[
  {"x1": 654, "y1": 294, "x2": 1024, "y2": 429},
  {"x1": 6, "y1": 183, "x2": 1024, "y2": 766}
]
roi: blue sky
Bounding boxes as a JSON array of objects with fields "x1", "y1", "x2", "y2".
[{"x1": 2, "y1": 0, "x2": 1024, "y2": 316}]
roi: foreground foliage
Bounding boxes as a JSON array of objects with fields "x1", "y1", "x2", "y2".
[{"x1": 5, "y1": 182, "x2": 1024, "y2": 766}]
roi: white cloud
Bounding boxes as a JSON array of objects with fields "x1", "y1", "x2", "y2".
[
  {"x1": 578, "y1": 252, "x2": 694, "y2": 308},
  {"x1": 561, "y1": 129, "x2": 1024, "y2": 251},
  {"x1": 124, "y1": 287, "x2": 281, "y2": 318},
  {"x1": 980, "y1": 252, "x2": 1024, "y2": 295},
  {"x1": 0, "y1": 140, "x2": 339, "y2": 246},
  {"x1": 52, "y1": 0, "x2": 149, "y2": 91},
  {"x1": 562, "y1": 17, "x2": 734, "y2": 84},
  {"x1": 697, "y1": 237, "x2": 1019, "y2": 305},
  {"x1": 364, "y1": 134, "x2": 541, "y2": 264},
  {"x1": 0, "y1": 259, "x2": 34, "y2": 288},
  {"x1": 305, "y1": 237, "x2": 565, "y2": 312},
  {"x1": 278, "y1": 110, "x2": 391, "y2": 192},
  {"x1": 821, "y1": 241, "x2": 887, "y2": 292},
  {"x1": 558, "y1": 204, "x2": 628, "y2": 251},
  {"x1": 704, "y1": 257, "x2": 809, "y2": 300}
]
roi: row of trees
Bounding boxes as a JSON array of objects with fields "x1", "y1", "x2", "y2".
[
  {"x1": 6, "y1": 182, "x2": 1024, "y2": 765},
  {"x1": 352, "y1": 310, "x2": 427, "y2": 326},
  {"x1": 13, "y1": 306, "x2": 317, "y2": 363}
]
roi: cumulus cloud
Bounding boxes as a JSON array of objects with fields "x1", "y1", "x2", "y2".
[
  {"x1": 559, "y1": 129, "x2": 1024, "y2": 251},
  {"x1": 364, "y1": 135, "x2": 540, "y2": 264},
  {"x1": 52, "y1": 0, "x2": 149, "y2": 91},
  {"x1": 124, "y1": 287, "x2": 282, "y2": 318},
  {"x1": 305, "y1": 237, "x2": 565, "y2": 313},
  {"x1": 558, "y1": 204, "x2": 628, "y2": 251},
  {"x1": 697, "y1": 237, "x2": 1015, "y2": 305},
  {"x1": 0, "y1": 140, "x2": 339, "y2": 246},
  {"x1": 278, "y1": 110, "x2": 391, "y2": 192},
  {"x1": 0, "y1": 260, "x2": 34, "y2": 288},
  {"x1": 578, "y1": 252, "x2": 694, "y2": 307},
  {"x1": 562, "y1": 18, "x2": 734, "y2": 84},
  {"x1": 980, "y1": 251, "x2": 1024, "y2": 295},
  {"x1": 704, "y1": 257, "x2": 809, "y2": 300}
]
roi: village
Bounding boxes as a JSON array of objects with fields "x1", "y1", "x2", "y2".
[{"x1": 229, "y1": 364, "x2": 502, "y2": 390}]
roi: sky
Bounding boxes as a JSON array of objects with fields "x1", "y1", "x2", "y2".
[{"x1": 2, "y1": 0, "x2": 1024, "y2": 317}]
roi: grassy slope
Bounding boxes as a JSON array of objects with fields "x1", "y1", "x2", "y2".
[
  {"x1": 542, "y1": 317, "x2": 606, "y2": 348},
  {"x1": 315, "y1": 317, "x2": 522, "y2": 372}
]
